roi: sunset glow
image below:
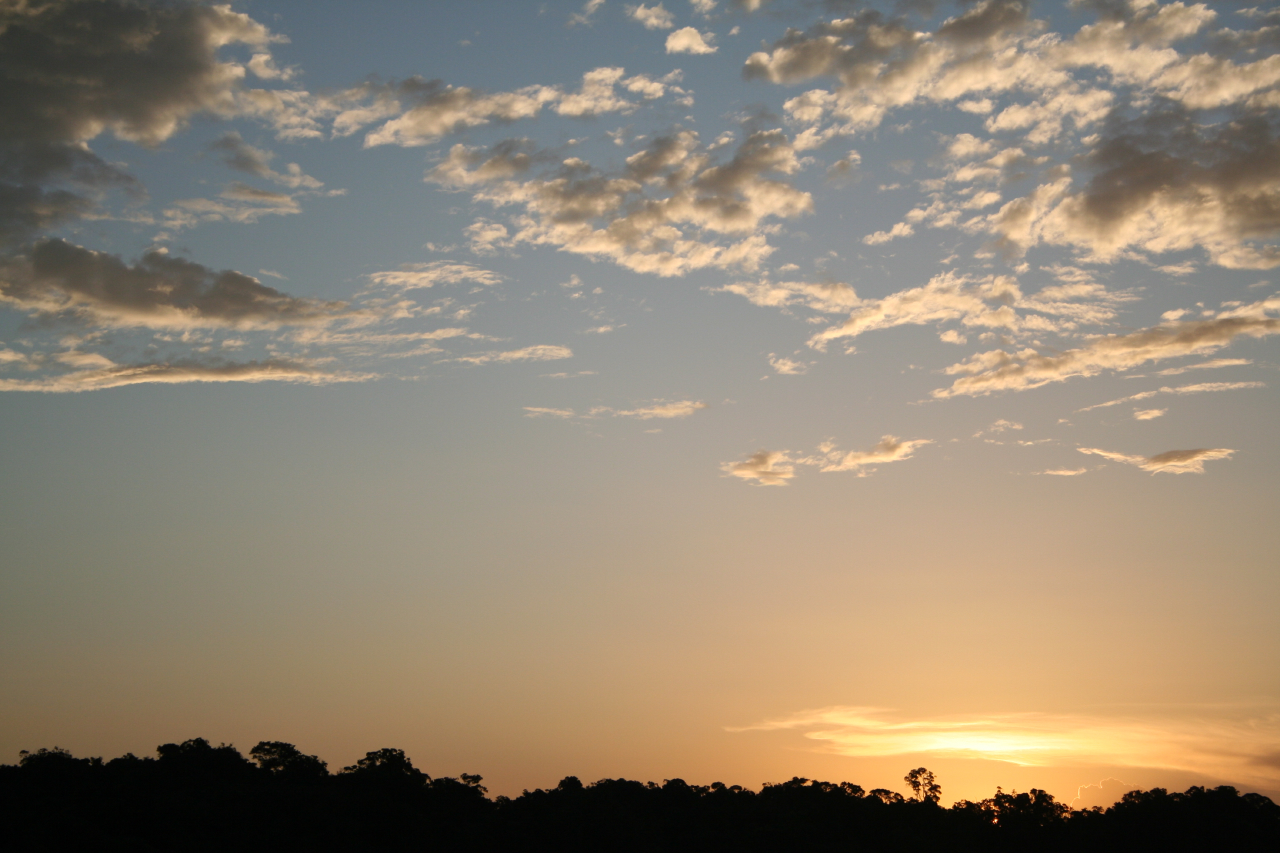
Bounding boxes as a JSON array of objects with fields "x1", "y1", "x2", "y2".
[{"x1": 1, "y1": 0, "x2": 1278, "y2": 809}]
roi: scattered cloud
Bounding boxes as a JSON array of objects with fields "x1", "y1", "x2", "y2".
[
  {"x1": 367, "y1": 261, "x2": 503, "y2": 291},
  {"x1": 801, "y1": 435, "x2": 931, "y2": 475},
  {"x1": 808, "y1": 271, "x2": 1130, "y2": 351},
  {"x1": 667, "y1": 28, "x2": 717, "y2": 54},
  {"x1": 1133, "y1": 408, "x2": 1166, "y2": 420},
  {"x1": 207, "y1": 133, "x2": 323, "y2": 188},
  {"x1": 454, "y1": 345, "x2": 573, "y2": 365},
  {"x1": 628, "y1": 3, "x2": 675, "y2": 29},
  {"x1": 0, "y1": 358, "x2": 366, "y2": 393},
  {"x1": 935, "y1": 298, "x2": 1280, "y2": 397},
  {"x1": 720, "y1": 450, "x2": 795, "y2": 485},
  {"x1": 1157, "y1": 358, "x2": 1253, "y2": 376},
  {"x1": 0, "y1": 240, "x2": 353, "y2": 330},
  {"x1": 768, "y1": 353, "x2": 809, "y2": 375},
  {"x1": 597, "y1": 400, "x2": 707, "y2": 419},
  {"x1": 1078, "y1": 380, "x2": 1267, "y2": 413},
  {"x1": 568, "y1": 0, "x2": 606, "y2": 27},
  {"x1": 430, "y1": 128, "x2": 812, "y2": 276},
  {"x1": 523, "y1": 406, "x2": 576, "y2": 418},
  {"x1": 1077, "y1": 447, "x2": 1235, "y2": 475}
]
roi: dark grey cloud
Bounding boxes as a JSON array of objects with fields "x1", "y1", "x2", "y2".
[
  {"x1": 0, "y1": 0, "x2": 281, "y2": 246},
  {"x1": 998, "y1": 102, "x2": 1280, "y2": 268},
  {"x1": 1, "y1": 240, "x2": 353, "y2": 330}
]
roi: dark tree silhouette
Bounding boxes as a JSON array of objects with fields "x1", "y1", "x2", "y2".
[
  {"x1": 2, "y1": 742, "x2": 1278, "y2": 852},
  {"x1": 250, "y1": 741, "x2": 329, "y2": 783},
  {"x1": 904, "y1": 767, "x2": 941, "y2": 803}
]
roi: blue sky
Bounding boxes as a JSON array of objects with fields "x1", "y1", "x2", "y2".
[{"x1": 1, "y1": 0, "x2": 1278, "y2": 804}]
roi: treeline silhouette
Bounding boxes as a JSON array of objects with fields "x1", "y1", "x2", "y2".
[{"x1": 3, "y1": 739, "x2": 1277, "y2": 851}]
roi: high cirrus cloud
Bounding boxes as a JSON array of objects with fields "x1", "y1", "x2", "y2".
[
  {"x1": 430, "y1": 129, "x2": 812, "y2": 276},
  {"x1": 933, "y1": 296, "x2": 1280, "y2": 398},
  {"x1": 0, "y1": 240, "x2": 355, "y2": 330},
  {"x1": 454, "y1": 345, "x2": 573, "y2": 365},
  {"x1": 1077, "y1": 446, "x2": 1235, "y2": 474},
  {"x1": 0, "y1": 358, "x2": 365, "y2": 393},
  {"x1": 805, "y1": 271, "x2": 1131, "y2": 350}
]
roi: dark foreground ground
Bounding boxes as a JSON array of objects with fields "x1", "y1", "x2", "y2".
[{"x1": 3, "y1": 739, "x2": 1277, "y2": 851}]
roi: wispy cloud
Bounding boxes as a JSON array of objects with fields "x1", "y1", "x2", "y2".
[
  {"x1": 0, "y1": 359, "x2": 367, "y2": 393},
  {"x1": 802, "y1": 435, "x2": 931, "y2": 475},
  {"x1": 1078, "y1": 381, "x2": 1267, "y2": 413},
  {"x1": 1077, "y1": 447, "x2": 1235, "y2": 475},
  {"x1": 936, "y1": 299, "x2": 1280, "y2": 398},
  {"x1": 727, "y1": 705, "x2": 1280, "y2": 791},
  {"x1": 454, "y1": 345, "x2": 573, "y2": 365}
]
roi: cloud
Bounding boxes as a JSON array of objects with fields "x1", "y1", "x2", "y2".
[
  {"x1": 1157, "y1": 357, "x2": 1253, "y2": 376},
  {"x1": 367, "y1": 261, "x2": 503, "y2": 291},
  {"x1": 521, "y1": 400, "x2": 708, "y2": 420},
  {"x1": 807, "y1": 270, "x2": 1130, "y2": 350},
  {"x1": 997, "y1": 106, "x2": 1280, "y2": 269},
  {"x1": 727, "y1": 705, "x2": 1280, "y2": 790},
  {"x1": 935, "y1": 298, "x2": 1280, "y2": 397},
  {"x1": 736, "y1": 2, "x2": 1280, "y2": 271},
  {"x1": 430, "y1": 129, "x2": 812, "y2": 276},
  {"x1": 207, "y1": 133, "x2": 322, "y2": 188},
  {"x1": 628, "y1": 3, "x2": 675, "y2": 29},
  {"x1": 1078, "y1": 380, "x2": 1267, "y2": 412},
  {"x1": 162, "y1": 182, "x2": 303, "y2": 230},
  {"x1": 1133, "y1": 408, "x2": 1166, "y2": 420},
  {"x1": 801, "y1": 435, "x2": 931, "y2": 475},
  {"x1": 0, "y1": 358, "x2": 365, "y2": 393},
  {"x1": 455, "y1": 345, "x2": 573, "y2": 365},
  {"x1": 667, "y1": 28, "x2": 717, "y2": 54},
  {"x1": 715, "y1": 279, "x2": 860, "y2": 313},
  {"x1": 976, "y1": 419, "x2": 1023, "y2": 437},
  {"x1": 1077, "y1": 446, "x2": 1235, "y2": 475},
  {"x1": 358, "y1": 66, "x2": 685, "y2": 148},
  {"x1": 599, "y1": 400, "x2": 707, "y2": 419},
  {"x1": 0, "y1": 0, "x2": 294, "y2": 245},
  {"x1": 720, "y1": 450, "x2": 796, "y2": 485},
  {"x1": 768, "y1": 353, "x2": 809, "y2": 375},
  {"x1": 1072, "y1": 778, "x2": 1139, "y2": 811},
  {"x1": 1042, "y1": 468, "x2": 1087, "y2": 476},
  {"x1": 0, "y1": 240, "x2": 353, "y2": 330},
  {"x1": 568, "y1": 0, "x2": 606, "y2": 27}
]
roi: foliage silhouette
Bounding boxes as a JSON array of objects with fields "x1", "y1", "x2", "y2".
[
  {"x1": 905, "y1": 766, "x2": 941, "y2": 803},
  {"x1": 2, "y1": 744, "x2": 1277, "y2": 852}
]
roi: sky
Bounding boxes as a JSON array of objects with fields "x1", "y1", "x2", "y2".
[{"x1": 0, "y1": 0, "x2": 1278, "y2": 808}]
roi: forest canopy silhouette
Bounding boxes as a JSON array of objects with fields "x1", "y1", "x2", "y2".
[{"x1": 4, "y1": 739, "x2": 1278, "y2": 851}]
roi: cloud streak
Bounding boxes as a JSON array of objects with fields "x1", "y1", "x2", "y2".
[
  {"x1": 728, "y1": 705, "x2": 1280, "y2": 791},
  {"x1": 935, "y1": 298, "x2": 1280, "y2": 398},
  {"x1": 1077, "y1": 446, "x2": 1235, "y2": 475}
]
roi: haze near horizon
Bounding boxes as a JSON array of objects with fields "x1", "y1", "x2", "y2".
[{"x1": 1, "y1": 0, "x2": 1277, "y2": 807}]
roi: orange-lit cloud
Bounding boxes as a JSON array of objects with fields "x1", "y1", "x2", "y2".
[{"x1": 728, "y1": 705, "x2": 1280, "y2": 792}]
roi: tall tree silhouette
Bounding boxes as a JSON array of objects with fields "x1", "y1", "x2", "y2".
[{"x1": 904, "y1": 767, "x2": 941, "y2": 803}]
